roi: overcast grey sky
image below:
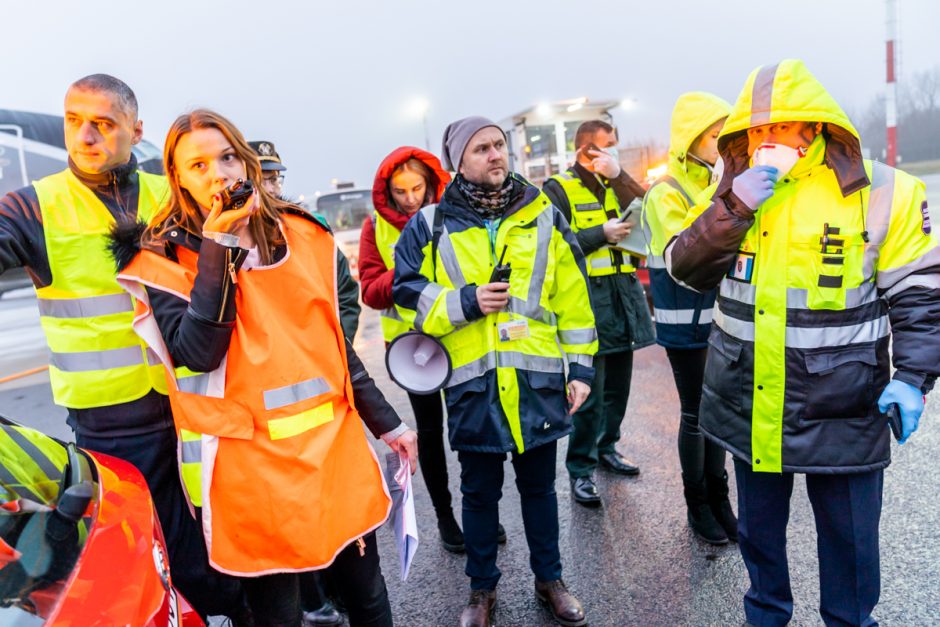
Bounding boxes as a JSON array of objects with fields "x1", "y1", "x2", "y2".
[{"x1": 4, "y1": 0, "x2": 939, "y2": 197}]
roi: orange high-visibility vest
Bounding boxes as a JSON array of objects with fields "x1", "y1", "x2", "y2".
[{"x1": 117, "y1": 214, "x2": 390, "y2": 576}]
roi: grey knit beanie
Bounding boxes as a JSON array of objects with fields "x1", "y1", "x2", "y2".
[{"x1": 440, "y1": 116, "x2": 503, "y2": 172}]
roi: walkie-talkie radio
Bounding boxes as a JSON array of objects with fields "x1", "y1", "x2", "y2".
[
  {"x1": 219, "y1": 178, "x2": 254, "y2": 211},
  {"x1": 489, "y1": 246, "x2": 512, "y2": 286}
]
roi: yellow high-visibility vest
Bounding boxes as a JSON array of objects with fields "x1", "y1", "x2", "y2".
[
  {"x1": 373, "y1": 212, "x2": 413, "y2": 342},
  {"x1": 32, "y1": 169, "x2": 170, "y2": 409},
  {"x1": 549, "y1": 170, "x2": 635, "y2": 276}
]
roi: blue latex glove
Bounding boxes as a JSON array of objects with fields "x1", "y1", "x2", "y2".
[
  {"x1": 731, "y1": 165, "x2": 779, "y2": 211},
  {"x1": 877, "y1": 379, "x2": 924, "y2": 444}
]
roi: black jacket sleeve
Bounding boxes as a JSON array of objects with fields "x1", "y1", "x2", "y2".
[
  {"x1": 336, "y1": 249, "x2": 361, "y2": 341},
  {"x1": 345, "y1": 338, "x2": 403, "y2": 438},
  {"x1": 609, "y1": 170, "x2": 645, "y2": 208},
  {"x1": 0, "y1": 186, "x2": 50, "y2": 284},
  {"x1": 667, "y1": 189, "x2": 755, "y2": 291},
  {"x1": 147, "y1": 239, "x2": 240, "y2": 373},
  {"x1": 542, "y1": 178, "x2": 609, "y2": 255},
  {"x1": 886, "y1": 284, "x2": 940, "y2": 393}
]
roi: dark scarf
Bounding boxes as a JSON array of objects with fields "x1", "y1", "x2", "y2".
[{"x1": 454, "y1": 173, "x2": 517, "y2": 220}]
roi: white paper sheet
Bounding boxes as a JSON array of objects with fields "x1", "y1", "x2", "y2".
[{"x1": 385, "y1": 451, "x2": 419, "y2": 580}]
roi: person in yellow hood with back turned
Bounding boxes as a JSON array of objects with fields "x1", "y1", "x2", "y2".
[
  {"x1": 643, "y1": 92, "x2": 736, "y2": 546},
  {"x1": 667, "y1": 60, "x2": 940, "y2": 626}
]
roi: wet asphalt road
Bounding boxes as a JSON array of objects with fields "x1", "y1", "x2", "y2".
[
  {"x1": 349, "y1": 305, "x2": 940, "y2": 627},
  {"x1": 2, "y1": 285, "x2": 940, "y2": 626}
]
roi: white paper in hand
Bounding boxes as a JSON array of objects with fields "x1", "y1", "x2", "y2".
[{"x1": 385, "y1": 451, "x2": 419, "y2": 580}]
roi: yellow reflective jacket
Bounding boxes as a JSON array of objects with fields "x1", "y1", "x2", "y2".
[
  {"x1": 393, "y1": 177, "x2": 597, "y2": 453},
  {"x1": 0, "y1": 423, "x2": 67, "y2": 505},
  {"x1": 667, "y1": 59, "x2": 940, "y2": 473},
  {"x1": 643, "y1": 92, "x2": 730, "y2": 349}
]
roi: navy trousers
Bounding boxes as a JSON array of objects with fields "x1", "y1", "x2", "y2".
[
  {"x1": 734, "y1": 458, "x2": 883, "y2": 627},
  {"x1": 458, "y1": 440, "x2": 561, "y2": 590},
  {"x1": 566, "y1": 350, "x2": 633, "y2": 478}
]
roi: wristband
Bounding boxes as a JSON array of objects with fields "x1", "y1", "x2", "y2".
[{"x1": 202, "y1": 230, "x2": 241, "y2": 248}]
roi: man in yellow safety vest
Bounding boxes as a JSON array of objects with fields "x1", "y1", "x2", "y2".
[{"x1": 0, "y1": 75, "x2": 241, "y2": 621}]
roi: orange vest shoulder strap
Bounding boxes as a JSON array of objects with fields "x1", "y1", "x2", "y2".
[{"x1": 122, "y1": 248, "x2": 196, "y2": 302}]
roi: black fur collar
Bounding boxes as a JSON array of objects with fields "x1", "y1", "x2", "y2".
[{"x1": 107, "y1": 219, "x2": 147, "y2": 272}]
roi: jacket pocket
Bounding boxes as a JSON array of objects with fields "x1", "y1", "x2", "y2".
[
  {"x1": 444, "y1": 374, "x2": 494, "y2": 448},
  {"x1": 801, "y1": 345, "x2": 877, "y2": 420},
  {"x1": 703, "y1": 328, "x2": 745, "y2": 410},
  {"x1": 520, "y1": 370, "x2": 569, "y2": 439}
]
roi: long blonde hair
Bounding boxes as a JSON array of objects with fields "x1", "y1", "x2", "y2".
[{"x1": 147, "y1": 109, "x2": 289, "y2": 264}]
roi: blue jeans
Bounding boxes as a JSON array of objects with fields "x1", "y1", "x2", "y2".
[
  {"x1": 734, "y1": 458, "x2": 882, "y2": 627},
  {"x1": 458, "y1": 440, "x2": 561, "y2": 590}
]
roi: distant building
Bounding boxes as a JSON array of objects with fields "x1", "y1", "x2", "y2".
[{"x1": 499, "y1": 98, "x2": 657, "y2": 186}]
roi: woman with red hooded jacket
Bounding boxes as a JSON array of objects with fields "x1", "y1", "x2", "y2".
[{"x1": 360, "y1": 147, "x2": 505, "y2": 553}]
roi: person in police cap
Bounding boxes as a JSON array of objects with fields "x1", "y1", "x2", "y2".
[
  {"x1": 394, "y1": 116, "x2": 596, "y2": 627},
  {"x1": 667, "y1": 59, "x2": 940, "y2": 626},
  {"x1": 542, "y1": 120, "x2": 654, "y2": 508},
  {"x1": 249, "y1": 140, "x2": 361, "y2": 342}
]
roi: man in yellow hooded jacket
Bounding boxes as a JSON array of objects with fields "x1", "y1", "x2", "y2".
[{"x1": 667, "y1": 60, "x2": 940, "y2": 626}]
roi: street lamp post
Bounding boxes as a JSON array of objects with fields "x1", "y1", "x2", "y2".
[
  {"x1": 422, "y1": 110, "x2": 430, "y2": 152},
  {"x1": 411, "y1": 98, "x2": 431, "y2": 151}
]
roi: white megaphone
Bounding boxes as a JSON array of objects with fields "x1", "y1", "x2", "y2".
[{"x1": 385, "y1": 331, "x2": 453, "y2": 395}]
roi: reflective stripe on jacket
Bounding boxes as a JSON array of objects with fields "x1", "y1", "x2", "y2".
[
  {"x1": 393, "y1": 180, "x2": 597, "y2": 453},
  {"x1": 117, "y1": 214, "x2": 391, "y2": 575},
  {"x1": 32, "y1": 169, "x2": 169, "y2": 408},
  {"x1": 644, "y1": 176, "x2": 715, "y2": 349},
  {"x1": 0, "y1": 424, "x2": 67, "y2": 505}
]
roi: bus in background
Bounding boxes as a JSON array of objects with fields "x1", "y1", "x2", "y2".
[{"x1": 314, "y1": 183, "x2": 374, "y2": 280}]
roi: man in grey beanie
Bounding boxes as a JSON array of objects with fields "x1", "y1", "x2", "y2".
[{"x1": 393, "y1": 117, "x2": 596, "y2": 627}]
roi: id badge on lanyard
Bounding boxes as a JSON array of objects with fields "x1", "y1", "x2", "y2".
[{"x1": 497, "y1": 318, "x2": 529, "y2": 342}]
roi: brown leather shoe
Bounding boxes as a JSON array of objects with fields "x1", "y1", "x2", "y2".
[
  {"x1": 535, "y1": 579, "x2": 586, "y2": 626},
  {"x1": 459, "y1": 589, "x2": 496, "y2": 627}
]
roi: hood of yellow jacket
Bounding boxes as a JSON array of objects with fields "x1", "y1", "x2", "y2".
[{"x1": 715, "y1": 59, "x2": 869, "y2": 199}]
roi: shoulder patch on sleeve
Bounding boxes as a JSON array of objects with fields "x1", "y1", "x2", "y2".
[{"x1": 921, "y1": 200, "x2": 931, "y2": 235}]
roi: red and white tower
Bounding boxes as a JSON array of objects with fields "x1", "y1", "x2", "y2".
[{"x1": 885, "y1": 0, "x2": 900, "y2": 166}]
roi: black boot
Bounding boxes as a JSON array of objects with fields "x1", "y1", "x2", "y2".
[
  {"x1": 683, "y1": 474, "x2": 728, "y2": 545},
  {"x1": 437, "y1": 510, "x2": 465, "y2": 553},
  {"x1": 706, "y1": 471, "x2": 738, "y2": 542}
]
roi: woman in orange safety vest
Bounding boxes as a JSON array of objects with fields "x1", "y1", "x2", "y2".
[{"x1": 110, "y1": 109, "x2": 417, "y2": 627}]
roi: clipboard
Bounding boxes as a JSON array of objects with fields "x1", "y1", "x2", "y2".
[{"x1": 610, "y1": 199, "x2": 650, "y2": 258}]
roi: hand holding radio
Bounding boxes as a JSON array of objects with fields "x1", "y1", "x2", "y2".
[
  {"x1": 204, "y1": 178, "x2": 258, "y2": 234},
  {"x1": 477, "y1": 246, "x2": 512, "y2": 314},
  {"x1": 877, "y1": 379, "x2": 924, "y2": 444}
]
